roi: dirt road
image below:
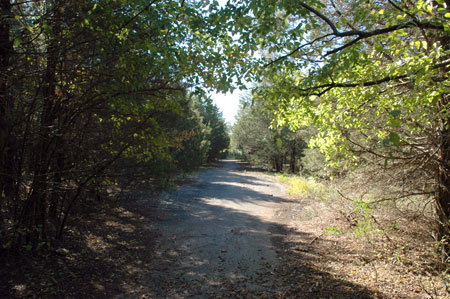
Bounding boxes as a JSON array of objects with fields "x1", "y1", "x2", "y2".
[
  {"x1": 0, "y1": 160, "x2": 435, "y2": 298},
  {"x1": 143, "y1": 159, "x2": 289, "y2": 297},
  {"x1": 119, "y1": 159, "x2": 380, "y2": 298}
]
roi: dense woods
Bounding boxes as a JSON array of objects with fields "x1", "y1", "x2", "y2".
[
  {"x1": 1, "y1": 0, "x2": 450, "y2": 296},
  {"x1": 227, "y1": 0, "x2": 450, "y2": 263},
  {"x1": 0, "y1": 0, "x2": 230, "y2": 250},
  {"x1": 231, "y1": 94, "x2": 317, "y2": 174}
]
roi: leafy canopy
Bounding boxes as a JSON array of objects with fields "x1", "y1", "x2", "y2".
[{"x1": 217, "y1": 0, "x2": 450, "y2": 169}]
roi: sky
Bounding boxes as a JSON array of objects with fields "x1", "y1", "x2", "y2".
[
  {"x1": 209, "y1": 0, "x2": 250, "y2": 127},
  {"x1": 211, "y1": 89, "x2": 244, "y2": 126}
]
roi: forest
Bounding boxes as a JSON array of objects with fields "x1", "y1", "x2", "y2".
[
  {"x1": 1, "y1": 0, "x2": 450, "y2": 297},
  {"x1": 0, "y1": 0, "x2": 232, "y2": 249}
]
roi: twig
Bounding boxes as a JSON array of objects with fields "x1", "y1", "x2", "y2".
[
  {"x1": 309, "y1": 232, "x2": 326, "y2": 245},
  {"x1": 369, "y1": 191, "x2": 434, "y2": 205},
  {"x1": 336, "y1": 188, "x2": 354, "y2": 201},
  {"x1": 370, "y1": 214, "x2": 395, "y2": 246}
]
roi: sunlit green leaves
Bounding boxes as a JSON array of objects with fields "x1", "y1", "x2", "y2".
[{"x1": 217, "y1": 0, "x2": 450, "y2": 171}]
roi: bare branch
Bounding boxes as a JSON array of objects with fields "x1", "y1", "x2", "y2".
[
  {"x1": 265, "y1": 34, "x2": 333, "y2": 67},
  {"x1": 369, "y1": 191, "x2": 434, "y2": 204}
]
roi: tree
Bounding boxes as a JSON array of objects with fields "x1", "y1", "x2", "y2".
[
  {"x1": 0, "y1": 0, "x2": 13, "y2": 223},
  {"x1": 0, "y1": 0, "x2": 241, "y2": 249},
  {"x1": 173, "y1": 94, "x2": 211, "y2": 172},
  {"x1": 221, "y1": 0, "x2": 450, "y2": 255},
  {"x1": 232, "y1": 94, "x2": 308, "y2": 172},
  {"x1": 232, "y1": 99, "x2": 279, "y2": 167},
  {"x1": 197, "y1": 97, "x2": 230, "y2": 161}
]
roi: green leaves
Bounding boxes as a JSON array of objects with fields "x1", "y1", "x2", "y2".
[
  {"x1": 383, "y1": 132, "x2": 400, "y2": 147},
  {"x1": 390, "y1": 109, "x2": 401, "y2": 118},
  {"x1": 276, "y1": 138, "x2": 283, "y2": 148},
  {"x1": 218, "y1": 0, "x2": 450, "y2": 173}
]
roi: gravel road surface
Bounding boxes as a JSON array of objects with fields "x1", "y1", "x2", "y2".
[{"x1": 145, "y1": 159, "x2": 290, "y2": 297}]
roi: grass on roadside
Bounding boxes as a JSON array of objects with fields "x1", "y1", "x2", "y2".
[
  {"x1": 274, "y1": 171, "x2": 450, "y2": 297},
  {"x1": 276, "y1": 174, "x2": 328, "y2": 200}
]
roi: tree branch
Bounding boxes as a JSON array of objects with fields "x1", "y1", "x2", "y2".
[
  {"x1": 325, "y1": 36, "x2": 362, "y2": 56},
  {"x1": 299, "y1": 0, "x2": 443, "y2": 37},
  {"x1": 268, "y1": 2, "x2": 444, "y2": 65},
  {"x1": 119, "y1": 0, "x2": 159, "y2": 31},
  {"x1": 369, "y1": 191, "x2": 434, "y2": 204},
  {"x1": 265, "y1": 34, "x2": 333, "y2": 67},
  {"x1": 273, "y1": 1, "x2": 444, "y2": 61},
  {"x1": 298, "y1": 73, "x2": 408, "y2": 96},
  {"x1": 295, "y1": 56, "x2": 449, "y2": 96},
  {"x1": 298, "y1": 1, "x2": 339, "y2": 34}
]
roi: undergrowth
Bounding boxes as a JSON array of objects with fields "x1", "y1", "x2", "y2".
[
  {"x1": 275, "y1": 172, "x2": 450, "y2": 296},
  {"x1": 276, "y1": 174, "x2": 328, "y2": 200}
]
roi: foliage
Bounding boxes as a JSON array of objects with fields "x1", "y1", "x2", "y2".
[
  {"x1": 276, "y1": 173, "x2": 327, "y2": 199},
  {"x1": 231, "y1": 94, "x2": 311, "y2": 172},
  {"x1": 301, "y1": 146, "x2": 328, "y2": 177},
  {"x1": 0, "y1": 0, "x2": 232, "y2": 249},
  {"x1": 219, "y1": 0, "x2": 450, "y2": 257},
  {"x1": 352, "y1": 200, "x2": 379, "y2": 239},
  {"x1": 196, "y1": 97, "x2": 230, "y2": 161},
  {"x1": 173, "y1": 94, "x2": 212, "y2": 172},
  {"x1": 231, "y1": 95, "x2": 278, "y2": 166}
]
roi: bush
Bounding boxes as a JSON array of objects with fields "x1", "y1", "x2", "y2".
[{"x1": 300, "y1": 147, "x2": 327, "y2": 177}]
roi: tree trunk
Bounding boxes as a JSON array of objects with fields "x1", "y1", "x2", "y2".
[
  {"x1": 273, "y1": 156, "x2": 283, "y2": 172},
  {"x1": 436, "y1": 11, "x2": 450, "y2": 258},
  {"x1": 437, "y1": 95, "x2": 450, "y2": 259},
  {"x1": 290, "y1": 142, "x2": 296, "y2": 173},
  {"x1": 0, "y1": 0, "x2": 12, "y2": 218},
  {"x1": 21, "y1": 2, "x2": 62, "y2": 247}
]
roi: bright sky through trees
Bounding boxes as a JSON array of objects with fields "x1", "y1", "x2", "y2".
[
  {"x1": 211, "y1": 91, "x2": 242, "y2": 125},
  {"x1": 209, "y1": 0, "x2": 243, "y2": 126}
]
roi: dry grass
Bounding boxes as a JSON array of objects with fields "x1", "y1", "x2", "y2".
[{"x1": 275, "y1": 172, "x2": 450, "y2": 298}]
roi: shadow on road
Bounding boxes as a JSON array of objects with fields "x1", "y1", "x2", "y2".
[
  {"x1": 142, "y1": 159, "x2": 385, "y2": 298},
  {"x1": 147, "y1": 203, "x2": 383, "y2": 298},
  {"x1": 1, "y1": 160, "x2": 385, "y2": 298}
]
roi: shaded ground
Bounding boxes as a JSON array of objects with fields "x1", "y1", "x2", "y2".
[
  {"x1": 1, "y1": 159, "x2": 390, "y2": 298},
  {"x1": 0, "y1": 192, "x2": 162, "y2": 298},
  {"x1": 124, "y1": 159, "x2": 380, "y2": 298},
  {"x1": 272, "y1": 170, "x2": 449, "y2": 298}
]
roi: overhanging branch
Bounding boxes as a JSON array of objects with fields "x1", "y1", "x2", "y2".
[
  {"x1": 295, "y1": 57, "x2": 450, "y2": 96},
  {"x1": 268, "y1": 2, "x2": 445, "y2": 64},
  {"x1": 265, "y1": 33, "x2": 333, "y2": 67},
  {"x1": 298, "y1": 0, "x2": 443, "y2": 38},
  {"x1": 298, "y1": 74, "x2": 408, "y2": 96}
]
